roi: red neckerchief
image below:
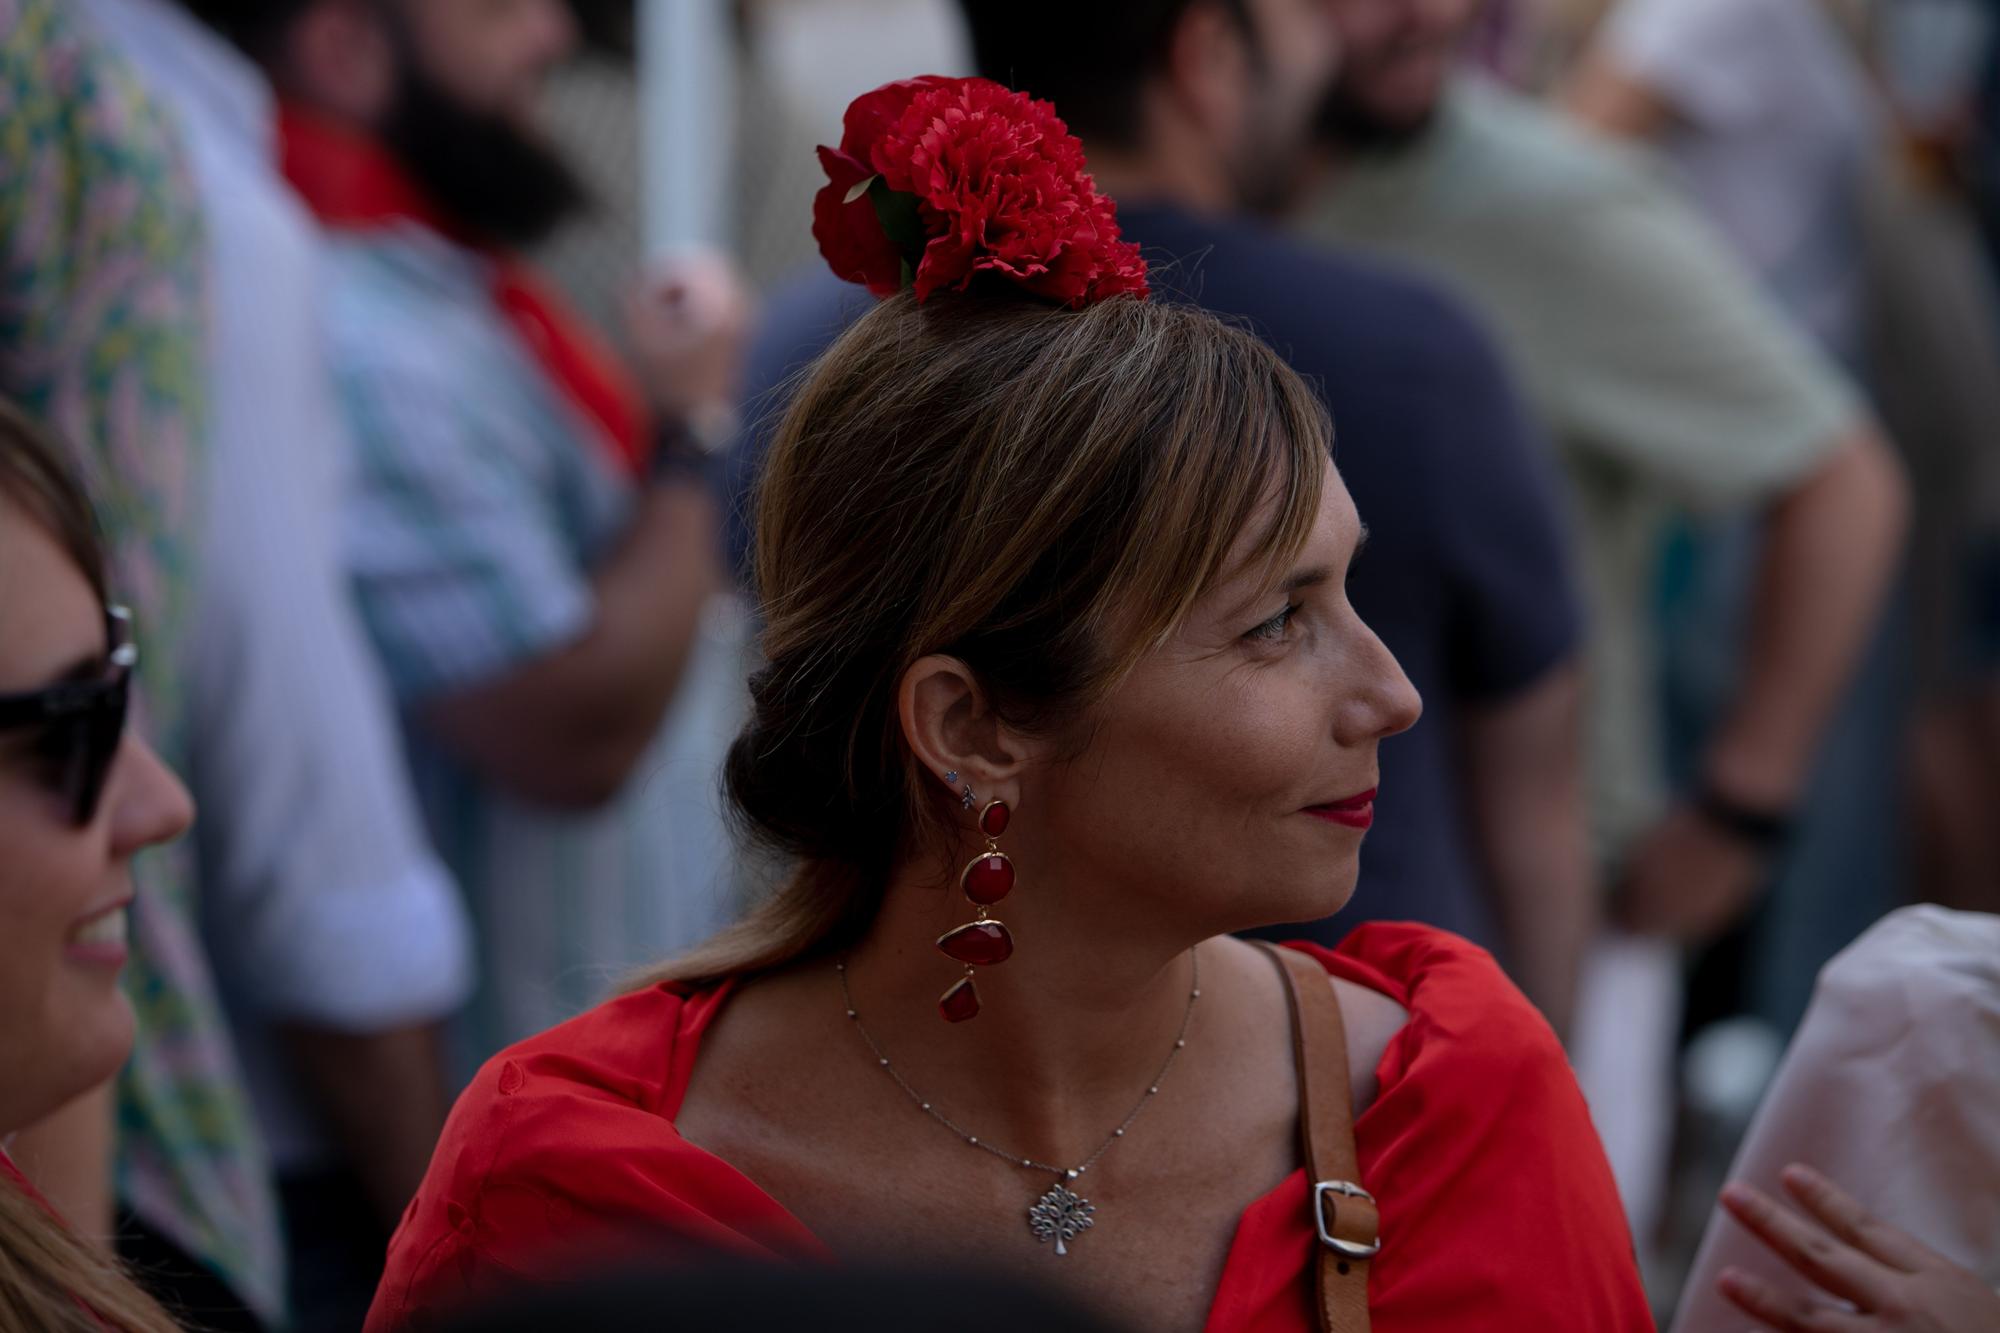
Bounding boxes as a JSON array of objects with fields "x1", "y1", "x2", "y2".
[{"x1": 278, "y1": 105, "x2": 648, "y2": 476}]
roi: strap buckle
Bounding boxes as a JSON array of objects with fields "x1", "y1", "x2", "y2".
[{"x1": 1313, "y1": 1180, "x2": 1382, "y2": 1260}]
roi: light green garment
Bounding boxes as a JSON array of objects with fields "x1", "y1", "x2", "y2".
[{"x1": 1298, "y1": 79, "x2": 1857, "y2": 863}]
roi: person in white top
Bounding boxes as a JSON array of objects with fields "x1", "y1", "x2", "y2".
[
  {"x1": 76, "y1": 0, "x2": 475, "y2": 1325},
  {"x1": 1674, "y1": 905, "x2": 2000, "y2": 1331},
  {"x1": 1569, "y1": 0, "x2": 1881, "y2": 366}
]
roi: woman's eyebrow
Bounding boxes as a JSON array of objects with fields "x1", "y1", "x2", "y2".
[
  {"x1": 1282, "y1": 565, "x2": 1333, "y2": 594},
  {"x1": 1281, "y1": 524, "x2": 1369, "y2": 593}
]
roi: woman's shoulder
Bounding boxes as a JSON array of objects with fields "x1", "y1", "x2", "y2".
[
  {"x1": 391, "y1": 982, "x2": 712, "y2": 1225},
  {"x1": 367, "y1": 980, "x2": 822, "y2": 1332},
  {"x1": 1288, "y1": 923, "x2": 1567, "y2": 1068},
  {"x1": 1281, "y1": 925, "x2": 1654, "y2": 1329}
]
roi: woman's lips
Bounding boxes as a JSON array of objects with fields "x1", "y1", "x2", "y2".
[
  {"x1": 1303, "y1": 789, "x2": 1376, "y2": 831},
  {"x1": 66, "y1": 900, "x2": 131, "y2": 967}
]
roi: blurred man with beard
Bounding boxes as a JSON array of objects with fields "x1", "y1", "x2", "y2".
[
  {"x1": 200, "y1": 0, "x2": 748, "y2": 1192},
  {"x1": 1293, "y1": 0, "x2": 1907, "y2": 1233}
]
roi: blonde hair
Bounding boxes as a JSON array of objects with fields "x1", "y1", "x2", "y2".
[
  {"x1": 0, "y1": 1172, "x2": 180, "y2": 1333},
  {"x1": 644, "y1": 291, "x2": 1330, "y2": 988}
]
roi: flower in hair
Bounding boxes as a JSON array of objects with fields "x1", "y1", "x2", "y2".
[{"x1": 812, "y1": 76, "x2": 1149, "y2": 309}]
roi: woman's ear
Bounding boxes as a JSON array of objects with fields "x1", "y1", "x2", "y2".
[{"x1": 897, "y1": 655, "x2": 1032, "y2": 808}]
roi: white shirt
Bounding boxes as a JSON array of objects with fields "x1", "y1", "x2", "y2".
[
  {"x1": 80, "y1": 0, "x2": 474, "y2": 1168},
  {"x1": 1671, "y1": 906, "x2": 2000, "y2": 1332},
  {"x1": 1606, "y1": 0, "x2": 1880, "y2": 364}
]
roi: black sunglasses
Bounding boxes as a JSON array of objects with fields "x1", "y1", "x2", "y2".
[{"x1": 0, "y1": 605, "x2": 135, "y2": 825}]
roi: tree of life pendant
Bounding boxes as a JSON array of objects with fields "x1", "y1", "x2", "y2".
[{"x1": 1027, "y1": 1182, "x2": 1095, "y2": 1256}]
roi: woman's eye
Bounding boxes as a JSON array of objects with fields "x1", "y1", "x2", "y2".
[{"x1": 1245, "y1": 604, "x2": 1299, "y2": 643}]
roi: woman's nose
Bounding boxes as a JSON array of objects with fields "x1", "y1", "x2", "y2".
[
  {"x1": 107, "y1": 734, "x2": 194, "y2": 859},
  {"x1": 1336, "y1": 621, "x2": 1422, "y2": 746}
]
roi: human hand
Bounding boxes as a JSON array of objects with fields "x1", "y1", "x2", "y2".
[
  {"x1": 1718, "y1": 1164, "x2": 2000, "y2": 1332},
  {"x1": 625, "y1": 251, "x2": 753, "y2": 421},
  {"x1": 1613, "y1": 801, "x2": 1766, "y2": 940}
]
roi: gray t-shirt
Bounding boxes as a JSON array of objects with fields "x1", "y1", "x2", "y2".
[{"x1": 1300, "y1": 80, "x2": 1858, "y2": 863}]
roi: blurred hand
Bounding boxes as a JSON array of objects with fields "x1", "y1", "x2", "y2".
[
  {"x1": 625, "y1": 251, "x2": 753, "y2": 421},
  {"x1": 1613, "y1": 801, "x2": 1766, "y2": 940},
  {"x1": 1719, "y1": 1165, "x2": 2000, "y2": 1332}
]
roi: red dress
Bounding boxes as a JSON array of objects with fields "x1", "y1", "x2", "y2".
[{"x1": 366, "y1": 925, "x2": 1654, "y2": 1331}]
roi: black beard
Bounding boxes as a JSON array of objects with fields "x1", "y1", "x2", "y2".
[
  {"x1": 1312, "y1": 82, "x2": 1439, "y2": 157},
  {"x1": 379, "y1": 62, "x2": 589, "y2": 249}
]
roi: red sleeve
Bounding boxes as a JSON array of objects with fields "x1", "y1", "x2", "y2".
[
  {"x1": 1319, "y1": 926, "x2": 1655, "y2": 1331},
  {"x1": 364, "y1": 986, "x2": 826, "y2": 1333}
]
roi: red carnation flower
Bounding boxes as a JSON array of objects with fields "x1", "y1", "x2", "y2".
[{"x1": 811, "y1": 76, "x2": 1148, "y2": 309}]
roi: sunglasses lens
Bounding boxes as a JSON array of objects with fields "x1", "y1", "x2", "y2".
[
  {"x1": 71, "y1": 675, "x2": 130, "y2": 825},
  {"x1": 29, "y1": 712, "x2": 94, "y2": 819}
]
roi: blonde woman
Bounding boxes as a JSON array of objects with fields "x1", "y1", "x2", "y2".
[
  {"x1": 0, "y1": 402, "x2": 194, "y2": 1331},
  {"x1": 371, "y1": 77, "x2": 1652, "y2": 1333}
]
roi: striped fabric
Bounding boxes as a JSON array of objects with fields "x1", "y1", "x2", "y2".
[{"x1": 324, "y1": 225, "x2": 738, "y2": 1068}]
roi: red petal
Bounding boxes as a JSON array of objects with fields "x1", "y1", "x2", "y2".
[
  {"x1": 840, "y1": 75, "x2": 956, "y2": 159},
  {"x1": 811, "y1": 146, "x2": 905, "y2": 298}
]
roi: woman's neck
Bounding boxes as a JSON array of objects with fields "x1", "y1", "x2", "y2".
[{"x1": 835, "y1": 854, "x2": 1208, "y2": 1169}]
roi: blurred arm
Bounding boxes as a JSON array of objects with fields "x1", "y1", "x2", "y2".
[
  {"x1": 415, "y1": 259, "x2": 744, "y2": 811},
  {"x1": 1564, "y1": 52, "x2": 1678, "y2": 141},
  {"x1": 1705, "y1": 425, "x2": 1908, "y2": 809},
  {"x1": 1462, "y1": 662, "x2": 1593, "y2": 1041},
  {"x1": 281, "y1": 1024, "x2": 452, "y2": 1226},
  {"x1": 418, "y1": 478, "x2": 720, "y2": 810}
]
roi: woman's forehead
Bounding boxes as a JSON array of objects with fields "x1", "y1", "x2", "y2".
[{"x1": 1231, "y1": 469, "x2": 1355, "y2": 582}]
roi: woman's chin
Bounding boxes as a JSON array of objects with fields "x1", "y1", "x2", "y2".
[
  {"x1": 40, "y1": 989, "x2": 137, "y2": 1115},
  {"x1": 1234, "y1": 875, "x2": 1360, "y2": 938}
]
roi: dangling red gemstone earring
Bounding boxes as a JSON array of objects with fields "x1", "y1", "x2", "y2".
[{"x1": 936, "y1": 797, "x2": 1015, "y2": 1023}]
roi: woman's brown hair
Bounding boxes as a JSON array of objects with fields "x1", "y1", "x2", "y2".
[
  {"x1": 644, "y1": 290, "x2": 1331, "y2": 987},
  {"x1": 0, "y1": 399, "x2": 180, "y2": 1333},
  {"x1": 0, "y1": 399, "x2": 109, "y2": 608}
]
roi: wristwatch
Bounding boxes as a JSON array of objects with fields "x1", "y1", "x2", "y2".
[{"x1": 1692, "y1": 780, "x2": 1795, "y2": 854}]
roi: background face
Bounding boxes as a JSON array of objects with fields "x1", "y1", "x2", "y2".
[
  {"x1": 1322, "y1": 0, "x2": 1485, "y2": 137},
  {"x1": 0, "y1": 499, "x2": 189, "y2": 1134},
  {"x1": 1025, "y1": 470, "x2": 1420, "y2": 945},
  {"x1": 399, "y1": 0, "x2": 578, "y2": 129},
  {"x1": 1229, "y1": 0, "x2": 1343, "y2": 208}
]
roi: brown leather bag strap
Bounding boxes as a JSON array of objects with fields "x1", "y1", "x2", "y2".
[{"x1": 1259, "y1": 942, "x2": 1376, "y2": 1333}]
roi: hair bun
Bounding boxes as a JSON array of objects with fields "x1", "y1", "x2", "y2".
[{"x1": 724, "y1": 662, "x2": 896, "y2": 871}]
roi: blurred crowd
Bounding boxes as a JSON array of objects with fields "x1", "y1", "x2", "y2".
[{"x1": 1, "y1": 0, "x2": 1997, "y2": 1328}]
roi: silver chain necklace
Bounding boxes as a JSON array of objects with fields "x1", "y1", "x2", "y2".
[{"x1": 836, "y1": 948, "x2": 1200, "y2": 1258}]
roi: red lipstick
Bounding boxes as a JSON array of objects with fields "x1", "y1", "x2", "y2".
[{"x1": 1304, "y1": 789, "x2": 1376, "y2": 831}]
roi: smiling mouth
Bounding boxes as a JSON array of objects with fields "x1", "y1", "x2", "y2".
[
  {"x1": 67, "y1": 902, "x2": 131, "y2": 961},
  {"x1": 1303, "y1": 789, "x2": 1376, "y2": 830}
]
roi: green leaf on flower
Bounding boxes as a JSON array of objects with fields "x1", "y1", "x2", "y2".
[
  {"x1": 869, "y1": 178, "x2": 928, "y2": 264},
  {"x1": 843, "y1": 174, "x2": 879, "y2": 205}
]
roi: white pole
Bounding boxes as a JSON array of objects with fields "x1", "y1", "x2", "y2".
[{"x1": 639, "y1": 0, "x2": 737, "y2": 255}]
